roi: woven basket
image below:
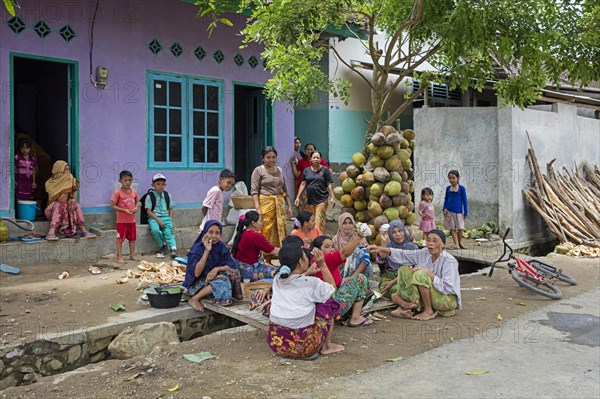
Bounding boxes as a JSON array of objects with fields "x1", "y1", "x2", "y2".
[
  {"x1": 230, "y1": 195, "x2": 255, "y2": 209},
  {"x1": 242, "y1": 281, "x2": 272, "y2": 299}
]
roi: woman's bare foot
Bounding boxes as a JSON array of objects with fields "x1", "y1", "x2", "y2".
[
  {"x1": 390, "y1": 307, "x2": 413, "y2": 319},
  {"x1": 129, "y1": 256, "x2": 139, "y2": 261},
  {"x1": 188, "y1": 298, "x2": 205, "y2": 312},
  {"x1": 116, "y1": 258, "x2": 126, "y2": 264},
  {"x1": 392, "y1": 294, "x2": 419, "y2": 310},
  {"x1": 413, "y1": 310, "x2": 437, "y2": 320},
  {"x1": 320, "y1": 342, "x2": 345, "y2": 355}
]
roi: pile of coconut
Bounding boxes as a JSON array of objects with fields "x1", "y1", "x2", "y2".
[{"x1": 333, "y1": 125, "x2": 416, "y2": 245}]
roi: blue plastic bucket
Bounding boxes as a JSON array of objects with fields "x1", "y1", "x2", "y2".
[{"x1": 16, "y1": 200, "x2": 38, "y2": 221}]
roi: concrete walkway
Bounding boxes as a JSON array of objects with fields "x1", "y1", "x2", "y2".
[{"x1": 313, "y1": 288, "x2": 600, "y2": 399}]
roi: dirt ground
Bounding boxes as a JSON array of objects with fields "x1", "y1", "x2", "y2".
[{"x1": 1, "y1": 249, "x2": 599, "y2": 398}]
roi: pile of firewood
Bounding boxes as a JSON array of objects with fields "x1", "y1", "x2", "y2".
[{"x1": 522, "y1": 132, "x2": 600, "y2": 254}]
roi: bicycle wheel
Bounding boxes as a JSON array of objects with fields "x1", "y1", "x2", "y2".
[
  {"x1": 511, "y1": 271, "x2": 562, "y2": 299},
  {"x1": 529, "y1": 260, "x2": 577, "y2": 285}
]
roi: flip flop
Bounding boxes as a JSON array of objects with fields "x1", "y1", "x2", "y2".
[
  {"x1": 346, "y1": 318, "x2": 374, "y2": 327},
  {"x1": 45, "y1": 233, "x2": 59, "y2": 241},
  {"x1": 0, "y1": 264, "x2": 20, "y2": 275},
  {"x1": 88, "y1": 266, "x2": 102, "y2": 275},
  {"x1": 20, "y1": 236, "x2": 42, "y2": 243}
]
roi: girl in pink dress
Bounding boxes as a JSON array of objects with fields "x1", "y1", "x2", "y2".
[
  {"x1": 14, "y1": 138, "x2": 37, "y2": 201},
  {"x1": 418, "y1": 187, "x2": 435, "y2": 237}
]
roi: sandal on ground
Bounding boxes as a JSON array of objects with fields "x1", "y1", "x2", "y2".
[
  {"x1": 88, "y1": 266, "x2": 102, "y2": 275},
  {"x1": 82, "y1": 231, "x2": 97, "y2": 239},
  {"x1": 45, "y1": 233, "x2": 59, "y2": 241},
  {"x1": 346, "y1": 318, "x2": 374, "y2": 327}
]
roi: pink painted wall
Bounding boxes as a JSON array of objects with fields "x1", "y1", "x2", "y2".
[{"x1": 0, "y1": 0, "x2": 295, "y2": 214}]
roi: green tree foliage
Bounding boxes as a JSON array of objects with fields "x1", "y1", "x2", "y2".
[{"x1": 197, "y1": 0, "x2": 599, "y2": 136}]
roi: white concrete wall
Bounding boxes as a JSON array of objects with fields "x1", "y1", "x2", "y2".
[
  {"x1": 413, "y1": 107, "x2": 500, "y2": 229},
  {"x1": 415, "y1": 103, "x2": 599, "y2": 242}
]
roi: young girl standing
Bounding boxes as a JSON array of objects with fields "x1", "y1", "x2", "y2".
[
  {"x1": 443, "y1": 170, "x2": 468, "y2": 249},
  {"x1": 418, "y1": 187, "x2": 435, "y2": 238},
  {"x1": 14, "y1": 138, "x2": 37, "y2": 201}
]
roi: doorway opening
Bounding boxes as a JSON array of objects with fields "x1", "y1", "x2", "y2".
[
  {"x1": 233, "y1": 84, "x2": 273, "y2": 185},
  {"x1": 11, "y1": 54, "x2": 77, "y2": 214}
]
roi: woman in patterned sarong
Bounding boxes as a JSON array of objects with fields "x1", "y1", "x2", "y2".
[{"x1": 251, "y1": 146, "x2": 292, "y2": 251}]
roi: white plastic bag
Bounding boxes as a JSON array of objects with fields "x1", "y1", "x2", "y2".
[
  {"x1": 230, "y1": 181, "x2": 248, "y2": 197},
  {"x1": 227, "y1": 209, "x2": 252, "y2": 245}
]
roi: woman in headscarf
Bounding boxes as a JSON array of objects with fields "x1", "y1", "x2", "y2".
[
  {"x1": 332, "y1": 213, "x2": 372, "y2": 281},
  {"x1": 368, "y1": 229, "x2": 461, "y2": 320},
  {"x1": 376, "y1": 220, "x2": 418, "y2": 299},
  {"x1": 44, "y1": 160, "x2": 96, "y2": 240},
  {"x1": 184, "y1": 220, "x2": 237, "y2": 312}
]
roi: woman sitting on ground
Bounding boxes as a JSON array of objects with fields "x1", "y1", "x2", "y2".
[
  {"x1": 376, "y1": 220, "x2": 418, "y2": 299},
  {"x1": 289, "y1": 210, "x2": 322, "y2": 246},
  {"x1": 265, "y1": 237, "x2": 344, "y2": 359},
  {"x1": 184, "y1": 220, "x2": 236, "y2": 312},
  {"x1": 332, "y1": 212, "x2": 373, "y2": 281},
  {"x1": 232, "y1": 211, "x2": 280, "y2": 281},
  {"x1": 44, "y1": 160, "x2": 96, "y2": 240},
  {"x1": 368, "y1": 229, "x2": 461, "y2": 320}
]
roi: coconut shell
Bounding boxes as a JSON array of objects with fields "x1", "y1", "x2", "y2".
[
  {"x1": 351, "y1": 186, "x2": 365, "y2": 201},
  {"x1": 370, "y1": 156, "x2": 384, "y2": 168},
  {"x1": 401, "y1": 181, "x2": 410, "y2": 194},
  {"x1": 405, "y1": 193, "x2": 412, "y2": 204},
  {"x1": 370, "y1": 182, "x2": 385, "y2": 197},
  {"x1": 385, "y1": 132, "x2": 402, "y2": 147},
  {"x1": 367, "y1": 143, "x2": 379, "y2": 155},
  {"x1": 395, "y1": 193, "x2": 407, "y2": 206},
  {"x1": 400, "y1": 138, "x2": 409, "y2": 149},
  {"x1": 355, "y1": 210, "x2": 370, "y2": 223},
  {"x1": 367, "y1": 201, "x2": 383, "y2": 217},
  {"x1": 377, "y1": 145, "x2": 394, "y2": 160},
  {"x1": 401, "y1": 159, "x2": 412, "y2": 171},
  {"x1": 379, "y1": 193, "x2": 393, "y2": 209},
  {"x1": 384, "y1": 155, "x2": 402, "y2": 172},
  {"x1": 407, "y1": 201, "x2": 415, "y2": 212},
  {"x1": 362, "y1": 171, "x2": 375, "y2": 186},
  {"x1": 346, "y1": 164, "x2": 360, "y2": 179},
  {"x1": 401, "y1": 171, "x2": 409, "y2": 181},
  {"x1": 405, "y1": 212, "x2": 417, "y2": 226},
  {"x1": 373, "y1": 167, "x2": 391, "y2": 183},
  {"x1": 362, "y1": 162, "x2": 374, "y2": 172},
  {"x1": 339, "y1": 171, "x2": 348, "y2": 182},
  {"x1": 341, "y1": 207, "x2": 356, "y2": 216},
  {"x1": 390, "y1": 171, "x2": 402, "y2": 183},
  {"x1": 406, "y1": 168, "x2": 414, "y2": 180},
  {"x1": 373, "y1": 215, "x2": 389, "y2": 230},
  {"x1": 355, "y1": 174, "x2": 364, "y2": 186},
  {"x1": 342, "y1": 177, "x2": 357, "y2": 193},
  {"x1": 402, "y1": 129, "x2": 416, "y2": 140},
  {"x1": 409, "y1": 140, "x2": 416, "y2": 150},
  {"x1": 333, "y1": 186, "x2": 345, "y2": 200},
  {"x1": 352, "y1": 152, "x2": 367, "y2": 168},
  {"x1": 380, "y1": 125, "x2": 397, "y2": 136},
  {"x1": 340, "y1": 194, "x2": 354, "y2": 207},
  {"x1": 371, "y1": 132, "x2": 386, "y2": 146},
  {"x1": 353, "y1": 199, "x2": 367, "y2": 211},
  {"x1": 397, "y1": 205, "x2": 409, "y2": 219}
]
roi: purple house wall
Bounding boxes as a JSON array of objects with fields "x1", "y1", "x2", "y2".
[{"x1": 0, "y1": 0, "x2": 295, "y2": 218}]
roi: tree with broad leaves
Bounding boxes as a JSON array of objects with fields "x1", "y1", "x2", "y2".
[{"x1": 197, "y1": 0, "x2": 598, "y2": 139}]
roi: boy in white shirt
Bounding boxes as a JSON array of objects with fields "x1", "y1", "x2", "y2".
[{"x1": 199, "y1": 169, "x2": 236, "y2": 231}]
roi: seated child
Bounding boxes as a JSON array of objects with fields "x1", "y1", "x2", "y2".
[
  {"x1": 199, "y1": 169, "x2": 236, "y2": 231},
  {"x1": 144, "y1": 173, "x2": 177, "y2": 258},
  {"x1": 231, "y1": 210, "x2": 280, "y2": 281}
]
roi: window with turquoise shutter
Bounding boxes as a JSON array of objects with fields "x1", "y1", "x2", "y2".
[{"x1": 148, "y1": 72, "x2": 224, "y2": 169}]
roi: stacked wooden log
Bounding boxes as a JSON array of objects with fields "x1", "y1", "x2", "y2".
[{"x1": 522, "y1": 131, "x2": 600, "y2": 254}]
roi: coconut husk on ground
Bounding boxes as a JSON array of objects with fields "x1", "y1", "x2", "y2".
[{"x1": 125, "y1": 260, "x2": 186, "y2": 289}]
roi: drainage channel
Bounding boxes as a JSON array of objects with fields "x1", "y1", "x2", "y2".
[{"x1": 0, "y1": 308, "x2": 245, "y2": 390}]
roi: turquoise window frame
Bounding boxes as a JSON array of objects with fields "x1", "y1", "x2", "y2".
[{"x1": 147, "y1": 71, "x2": 224, "y2": 170}]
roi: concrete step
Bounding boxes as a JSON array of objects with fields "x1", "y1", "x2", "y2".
[{"x1": 0, "y1": 220, "x2": 299, "y2": 266}]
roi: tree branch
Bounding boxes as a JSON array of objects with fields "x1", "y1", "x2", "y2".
[{"x1": 385, "y1": 82, "x2": 428, "y2": 125}]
